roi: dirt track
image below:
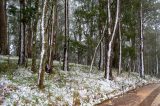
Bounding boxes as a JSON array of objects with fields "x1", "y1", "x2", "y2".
[{"x1": 96, "y1": 83, "x2": 160, "y2": 106}]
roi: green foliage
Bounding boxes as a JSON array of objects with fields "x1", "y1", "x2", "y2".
[
  {"x1": 0, "y1": 62, "x2": 17, "y2": 76},
  {"x1": 122, "y1": 47, "x2": 136, "y2": 59},
  {"x1": 23, "y1": 6, "x2": 36, "y2": 23},
  {"x1": 69, "y1": 39, "x2": 87, "y2": 56},
  {"x1": 8, "y1": 5, "x2": 18, "y2": 16}
]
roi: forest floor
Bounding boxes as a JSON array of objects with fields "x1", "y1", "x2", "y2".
[{"x1": 0, "y1": 55, "x2": 160, "y2": 106}]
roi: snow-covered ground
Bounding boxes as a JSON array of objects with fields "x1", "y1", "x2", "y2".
[{"x1": 0, "y1": 60, "x2": 159, "y2": 106}]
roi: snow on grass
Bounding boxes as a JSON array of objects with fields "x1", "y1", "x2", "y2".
[
  {"x1": 0, "y1": 55, "x2": 18, "y2": 61},
  {"x1": 0, "y1": 62, "x2": 160, "y2": 106}
]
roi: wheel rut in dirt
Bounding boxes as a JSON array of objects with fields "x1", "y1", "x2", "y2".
[{"x1": 139, "y1": 85, "x2": 160, "y2": 106}]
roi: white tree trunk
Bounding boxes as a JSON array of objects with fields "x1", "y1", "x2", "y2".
[
  {"x1": 106, "y1": 0, "x2": 119, "y2": 80},
  {"x1": 118, "y1": 20, "x2": 122, "y2": 75},
  {"x1": 155, "y1": 27, "x2": 159, "y2": 75},
  {"x1": 156, "y1": 55, "x2": 159, "y2": 75},
  {"x1": 38, "y1": 0, "x2": 47, "y2": 89},
  {"x1": 106, "y1": 0, "x2": 111, "y2": 80},
  {"x1": 140, "y1": 1, "x2": 144, "y2": 78}
]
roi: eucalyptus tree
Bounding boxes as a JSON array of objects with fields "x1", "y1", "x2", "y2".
[
  {"x1": 38, "y1": 0, "x2": 48, "y2": 89},
  {"x1": 105, "y1": 0, "x2": 120, "y2": 80},
  {"x1": 140, "y1": 0, "x2": 145, "y2": 78},
  {"x1": 118, "y1": 0, "x2": 122, "y2": 75}
]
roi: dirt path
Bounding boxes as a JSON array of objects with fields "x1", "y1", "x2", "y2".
[
  {"x1": 96, "y1": 83, "x2": 160, "y2": 106},
  {"x1": 151, "y1": 92, "x2": 160, "y2": 106}
]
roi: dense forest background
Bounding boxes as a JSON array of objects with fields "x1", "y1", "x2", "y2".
[{"x1": 0, "y1": 0, "x2": 160, "y2": 89}]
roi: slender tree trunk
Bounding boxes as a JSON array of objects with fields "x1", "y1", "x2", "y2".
[
  {"x1": 156, "y1": 54, "x2": 159, "y2": 76},
  {"x1": 25, "y1": 24, "x2": 28, "y2": 67},
  {"x1": 140, "y1": 0, "x2": 144, "y2": 78},
  {"x1": 27, "y1": 22, "x2": 32, "y2": 58},
  {"x1": 156, "y1": 56, "x2": 159, "y2": 75},
  {"x1": 90, "y1": 19, "x2": 107, "y2": 72},
  {"x1": 49, "y1": 0, "x2": 57, "y2": 67},
  {"x1": 18, "y1": 0, "x2": 26, "y2": 65},
  {"x1": 155, "y1": 26, "x2": 159, "y2": 75},
  {"x1": 99, "y1": 41, "x2": 104, "y2": 71},
  {"x1": 5, "y1": 0, "x2": 8, "y2": 55},
  {"x1": 90, "y1": 35, "x2": 105, "y2": 72},
  {"x1": 31, "y1": 0, "x2": 39, "y2": 73},
  {"x1": 0, "y1": 0, "x2": 8, "y2": 55},
  {"x1": 105, "y1": 0, "x2": 119, "y2": 80},
  {"x1": 6, "y1": 0, "x2": 10, "y2": 64},
  {"x1": 105, "y1": 0, "x2": 111, "y2": 79},
  {"x1": 25, "y1": 0, "x2": 32, "y2": 59},
  {"x1": 38, "y1": 0, "x2": 48, "y2": 89},
  {"x1": 118, "y1": 19, "x2": 122, "y2": 75},
  {"x1": 77, "y1": 32, "x2": 82, "y2": 64},
  {"x1": 67, "y1": 0, "x2": 70, "y2": 68},
  {"x1": 63, "y1": 0, "x2": 69, "y2": 71},
  {"x1": 118, "y1": 1, "x2": 122, "y2": 75},
  {"x1": 135, "y1": 28, "x2": 140, "y2": 73},
  {"x1": 48, "y1": 12, "x2": 54, "y2": 67},
  {"x1": 98, "y1": 0, "x2": 104, "y2": 71}
]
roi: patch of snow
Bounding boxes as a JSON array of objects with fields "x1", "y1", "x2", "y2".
[{"x1": 0, "y1": 64, "x2": 159, "y2": 105}]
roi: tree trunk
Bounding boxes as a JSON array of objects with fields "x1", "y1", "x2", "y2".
[
  {"x1": 98, "y1": 1, "x2": 104, "y2": 71},
  {"x1": 118, "y1": 21, "x2": 122, "y2": 75},
  {"x1": 0, "y1": 0, "x2": 8, "y2": 55},
  {"x1": 90, "y1": 35, "x2": 105, "y2": 72},
  {"x1": 99, "y1": 41, "x2": 104, "y2": 71},
  {"x1": 49, "y1": 0, "x2": 57, "y2": 67},
  {"x1": 140, "y1": 0, "x2": 144, "y2": 78},
  {"x1": 155, "y1": 26, "x2": 159, "y2": 75},
  {"x1": 27, "y1": 21, "x2": 32, "y2": 58},
  {"x1": 18, "y1": 0, "x2": 26, "y2": 65},
  {"x1": 105, "y1": 0, "x2": 119, "y2": 80},
  {"x1": 31, "y1": 0, "x2": 39, "y2": 73},
  {"x1": 77, "y1": 34, "x2": 82, "y2": 64},
  {"x1": 38, "y1": 0, "x2": 48, "y2": 89},
  {"x1": 63, "y1": 0, "x2": 69, "y2": 71},
  {"x1": 118, "y1": 2, "x2": 122, "y2": 75}
]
